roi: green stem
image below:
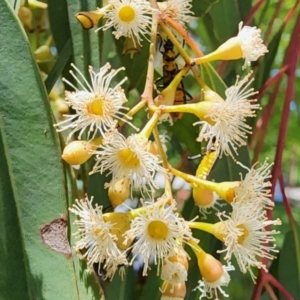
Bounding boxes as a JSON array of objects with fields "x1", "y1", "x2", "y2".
[
  {"x1": 139, "y1": 111, "x2": 160, "y2": 139},
  {"x1": 141, "y1": 2, "x2": 158, "y2": 106},
  {"x1": 152, "y1": 126, "x2": 173, "y2": 199}
]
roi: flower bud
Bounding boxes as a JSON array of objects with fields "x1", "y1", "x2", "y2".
[
  {"x1": 192, "y1": 246, "x2": 233, "y2": 299},
  {"x1": 62, "y1": 137, "x2": 102, "y2": 165},
  {"x1": 18, "y1": 7, "x2": 33, "y2": 31},
  {"x1": 146, "y1": 140, "x2": 159, "y2": 156},
  {"x1": 197, "y1": 252, "x2": 224, "y2": 283},
  {"x1": 103, "y1": 212, "x2": 132, "y2": 250},
  {"x1": 193, "y1": 186, "x2": 215, "y2": 207},
  {"x1": 34, "y1": 45, "x2": 53, "y2": 62},
  {"x1": 55, "y1": 98, "x2": 69, "y2": 114},
  {"x1": 108, "y1": 178, "x2": 130, "y2": 208}
]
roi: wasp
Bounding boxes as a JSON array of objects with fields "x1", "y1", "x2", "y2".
[{"x1": 156, "y1": 38, "x2": 192, "y2": 120}]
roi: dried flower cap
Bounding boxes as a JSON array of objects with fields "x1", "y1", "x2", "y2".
[{"x1": 108, "y1": 178, "x2": 131, "y2": 208}]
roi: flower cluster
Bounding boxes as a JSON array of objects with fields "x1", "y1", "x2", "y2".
[{"x1": 52, "y1": 1, "x2": 282, "y2": 299}]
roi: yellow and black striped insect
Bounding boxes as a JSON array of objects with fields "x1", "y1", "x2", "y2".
[{"x1": 156, "y1": 38, "x2": 192, "y2": 120}]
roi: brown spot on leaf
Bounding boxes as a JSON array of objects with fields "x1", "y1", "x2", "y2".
[{"x1": 40, "y1": 217, "x2": 71, "y2": 257}]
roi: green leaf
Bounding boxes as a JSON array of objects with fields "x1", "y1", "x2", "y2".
[
  {"x1": 100, "y1": 267, "x2": 136, "y2": 300},
  {"x1": 278, "y1": 223, "x2": 300, "y2": 299},
  {"x1": 192, "y1": 0, "x2": 220, "y2": 17},
  {"x1": 45, "y1": 38, "x2": 73, "y2": 93},
  {"x1": 171, "y1": 113, "x2": 200, "y2": 155},
  {"x1": 138, "y1": 266, "x2": 161, "y2": 300},
  {"x1": 65, "y1": 0, "x2": 102, "y2": 72},
  {"x1": 114, "y1": 37, "x2": 150, "y2": 94},
  {"x1": 209, "y1": 0, "x2": 250, "y2": 43},
  {"x1": 200, "y1": 63, "x2": 227, "y2": 96},
  {"x1": 254, "y1": 26, "x2": 284, "y2": 90},
  {"x1": 209, "y1": 146, "x2": 250, "y2": 181},
  {"x1": 0, "y1": 124, "x2": 30, "y2": 300},
  {"x1": 0, "y1": 1, "x2": 89, "y2": 298},
  {"x1": 47, "y1": 0, "x2": 74, "y2": 84}
]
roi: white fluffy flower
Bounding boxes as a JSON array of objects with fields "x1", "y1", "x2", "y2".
[
  {"x1": 158, "y1": 0, "x2": 193, "y2": 28},
  {"x1": 98, "y1": 0, "x2": 154, "y2": 46},
  {"x1": 55, "y1": 63, "x2": 132, "y2": 142},
  {"x1": 90, "y1": 130, "x2": 165, "y2": 193},
  {"x1": 69, "y1": 197, "x2": 128, "y2": 278},
  {"x1": 125, "y1": 200, "x2": 193, "y2": 275},
  {"x1": 216, "y1": 201, "x2": 281, "y2": 281},
  {"x1": 235, "y1": 159, "x2": 274, "y2": 209},
  {"x1": 237, "y1": 22, "x2": 268, "y2": 69},
  {"x1": 196, "y1": 72, "x2": 260, "y2": 159}
]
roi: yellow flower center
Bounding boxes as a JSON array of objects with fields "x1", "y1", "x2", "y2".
[
  {"x1": 118, "y1": 5, "x2": 136, "y2": 23},
  {"x1": 118, "y1": 148, "x2": 140, "y2": 168},
  {"x1": 148, "y1": 220, "x2": 169, "y2": 240},
  {"x1": 87, "y1": 96, "x2": 104, "y2": 116},
  {"x1": 94, "y1": 227, "x2": 102, "y2": 236},
  {"x1": 237, "y1": 224, "x2": 249, "y2": 244}
]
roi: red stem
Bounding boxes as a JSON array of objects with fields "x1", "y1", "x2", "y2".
[
  {"x1": 264, "y1": 0, "x2": 284, "y2": 43},
  {"x1": 283, "y1": 0, "x2": 300, "y2": 25},
  {"x1": 278, "y1": 174, "x2": 294, "y2": 223},
  {"x1": 251, "y1": 11, "x2": 300, "y2": 300},
  {"x1": 252, "y1": 271, "x2": 294, "y2": 300},
  {"x1": 267, "y1": 273, "x2": 294, "y2": 300},
  {"x1": 271, "y1": 13, "x2": 300, "y2": 198}
]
